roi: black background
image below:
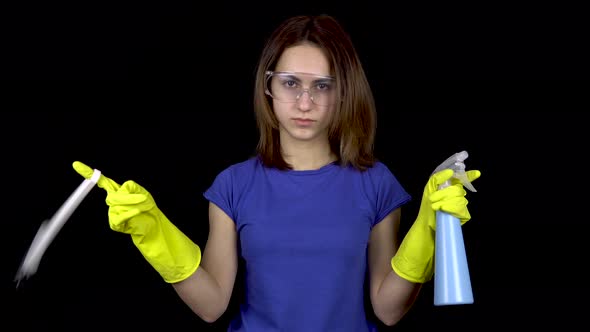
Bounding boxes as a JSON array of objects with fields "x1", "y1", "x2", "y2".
[{"x1": 2, "y1": 1, "x2": 589, "y2": 331}]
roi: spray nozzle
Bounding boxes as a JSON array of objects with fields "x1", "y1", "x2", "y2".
[{"x1": 432, "y1": 150, "x2": 477, "y2": 192}]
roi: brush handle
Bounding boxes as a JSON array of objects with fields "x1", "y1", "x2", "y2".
[{"x1": 15, "y1": 169, "x2": 101, "y2": 283}]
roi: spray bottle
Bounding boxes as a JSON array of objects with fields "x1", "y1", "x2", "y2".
[{"x1": 432, "y1": 150, "x2": 477, "y2": 306}]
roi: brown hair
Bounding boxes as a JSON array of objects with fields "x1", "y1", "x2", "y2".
[{"x1": 253, "y1": 14, "x2": 376, "y2": 171}]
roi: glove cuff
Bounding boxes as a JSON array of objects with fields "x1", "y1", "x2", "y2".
[
  {"x1": 132, "y1": 212, "x2": 202, "y2": 283},
  {"x1": 391, "y1": 254, "x2": 432, "y2": 284}
]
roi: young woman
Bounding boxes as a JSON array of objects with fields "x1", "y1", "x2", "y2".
[{"x1": 72, "y1": 14, "x2": 480, "y2": 332}]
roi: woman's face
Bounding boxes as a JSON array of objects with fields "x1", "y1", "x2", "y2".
[{"x1": 270, "y1": 43, "x2": 336, "y2": 144}]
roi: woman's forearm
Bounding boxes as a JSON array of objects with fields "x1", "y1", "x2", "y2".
[
  {"x1": 171, "y1": 266, "x2": 232, "y2": 323},
  {"x1": 372, "y1": 269, "x2": 422, "y2": 326}
]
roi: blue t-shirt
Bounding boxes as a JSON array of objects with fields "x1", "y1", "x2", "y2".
[{"x1": 203, "y1": 156, "x2": 411, "y2": 332}]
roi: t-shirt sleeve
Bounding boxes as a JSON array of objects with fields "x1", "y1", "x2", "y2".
[
  {"x1": 373, "y1": 163, "x2": 412, "y2": 227},
  {"x1": 203, "y1": 167, "x2": 236, "y2": 222}
]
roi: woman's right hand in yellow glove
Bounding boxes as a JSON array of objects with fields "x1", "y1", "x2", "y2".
[
  {"x1": 73, "y1": 161, "x2": 149, "y2": 234},
  {"x1": 72, "y1": 161, "x2": 201, "y2": 283}
]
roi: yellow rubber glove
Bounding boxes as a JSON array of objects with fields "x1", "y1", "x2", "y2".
[
  {"x1": 73, "y1": 161, "x2": 201, "y2": 283},
  {"x1": 391, "y1": 168, "x2": 481, "y2": 283}
]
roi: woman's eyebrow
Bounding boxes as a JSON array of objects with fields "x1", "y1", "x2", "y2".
[{"x1": 277, "y1": 73, "x2": 334, "y2": 84}]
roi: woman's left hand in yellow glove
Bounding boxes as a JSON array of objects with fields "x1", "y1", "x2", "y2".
[{"x1": 391, "y1": 169, "x2": 481, "y2": 283}]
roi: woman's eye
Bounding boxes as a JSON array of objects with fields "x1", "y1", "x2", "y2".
[{"x1": 316, "y1": 83, "x2": 331, "y2": 90}]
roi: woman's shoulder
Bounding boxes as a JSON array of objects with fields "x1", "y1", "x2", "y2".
[
  {"x1": 216, "y1": 155, "x2": 262, "y2": 178},
  {"x1": 356, "y1": 159, "x2": 393, "y2": 177},
  {"x1": 354, "y1": 159, "x2": 405, "y2": 187}
]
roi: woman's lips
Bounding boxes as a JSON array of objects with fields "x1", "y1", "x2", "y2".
[{"x1": 293, "y1": 118, "x2": 314, "y2": 126}]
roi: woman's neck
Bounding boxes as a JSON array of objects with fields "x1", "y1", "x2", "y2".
[{"x1": 280, "y1": 136, "x2": 337, "y2": 171}]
